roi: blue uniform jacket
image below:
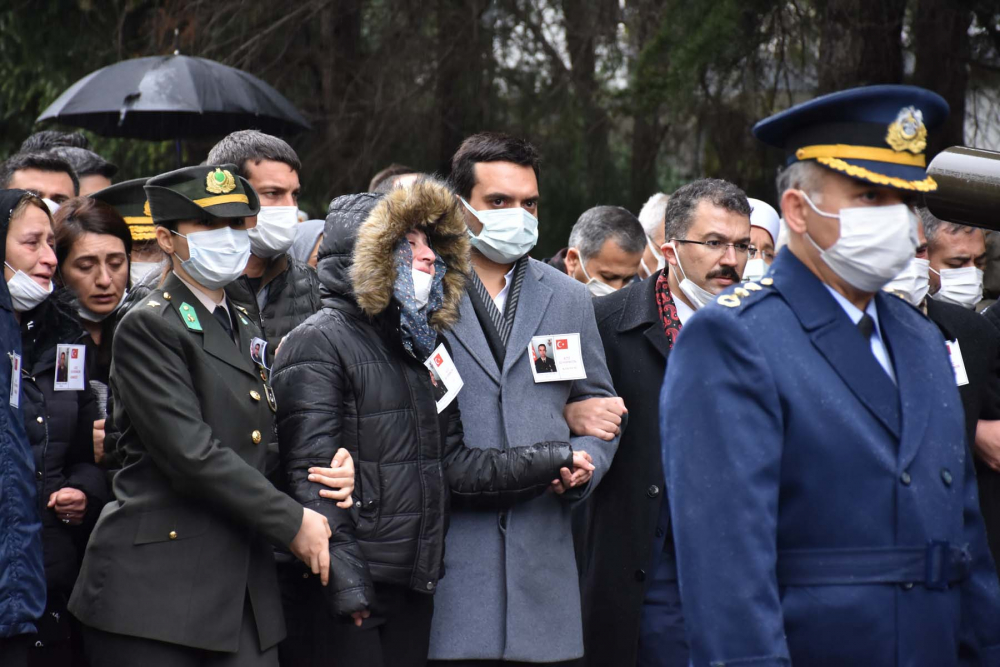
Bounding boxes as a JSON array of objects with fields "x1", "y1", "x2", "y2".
[{"x1": 661, "y1": 249, "x2": 1000, "y2": 667}]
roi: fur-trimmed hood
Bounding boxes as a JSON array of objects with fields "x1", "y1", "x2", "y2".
[{"x1": 318, "y1": 179, "x2": 470, "y2": 332}]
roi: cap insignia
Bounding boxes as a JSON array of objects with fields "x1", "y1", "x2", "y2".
[
  {"x1": 885, "y1": 107, "x2": 927, "y2": 154},
  {"x1": 206, "y1": 169, "x2": 237, "y2": 195}
]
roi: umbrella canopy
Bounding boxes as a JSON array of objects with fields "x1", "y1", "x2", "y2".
[{"x1": 37, "y1": 55, "x2": 311, "y2": 140}]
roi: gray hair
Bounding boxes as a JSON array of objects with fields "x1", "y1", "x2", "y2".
[
  {"x1": 663, "y1": 178, "x2": 751, "y2": 241},
  {"x1": 568, "y1": 206, "x2": 646, "y2": 262},
  {"x1": 207, "y1": 130, "x2": 301, "y2": 180},
  {"x1": 918, "y1": 207, "x2": 982, "y2": 246},
  {"x1": 637, "y1": 193, "x2": 670, "y2": 237},
  {"x1": 775, "y1": 161, "x2": 826, "y2": 203}
]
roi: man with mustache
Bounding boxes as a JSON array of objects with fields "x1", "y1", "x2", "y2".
[{"x1": 661, "y1": 179, "x2": 752, "y2": 322}]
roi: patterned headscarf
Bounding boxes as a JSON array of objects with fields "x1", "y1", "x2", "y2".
[{"x1": 392, "y1": 237, "x2": 447, "y2": 360}]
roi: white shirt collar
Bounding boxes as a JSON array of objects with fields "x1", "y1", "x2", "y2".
[
  {"x1": 493, "y1": 263, "x2": 518, "y2": 313},
  {"x1": 674, "y1": 294, "x2": 696, "y2": 326},
  {"x1": 173, "y1": 271, "x2": 230, "y2": 322}
]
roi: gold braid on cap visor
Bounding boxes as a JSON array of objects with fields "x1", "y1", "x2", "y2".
[{"x1": 794, "y1": 144, "x2": 937, "y2": 192}]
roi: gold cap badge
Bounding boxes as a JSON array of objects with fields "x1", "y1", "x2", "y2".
[
  {"x1": 885, "y1": 107, "x2": 927, "y2": 154},
  {"x1": 205, "y1": 168, "x2": 237, "y2": 194}
]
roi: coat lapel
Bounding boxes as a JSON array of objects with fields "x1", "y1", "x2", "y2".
[
  {"x1": 451, "y1": 291, "x2": 501, "y2": 385},
  {"x1": 877, "y1": 293, "x2": 932, "y2": 469},
  {"x1": 772, "y1": 253, "x2": 901, "y2": 439},
  {"x1": 620, "y1": 273, "x2": 671, "y2": 361},
  {"x1": 502, "y1": 261, "x2": 553, "y2": 378},
  {"x1": 164, "y1": 275, "x2": 257, "y2": 380}
]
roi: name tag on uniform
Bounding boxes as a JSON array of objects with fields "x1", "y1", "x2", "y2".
[
  {"x1": 9, "y1": 353, "x2": 21, "y2": 408},
  {"x1": 53, "y1": 344, "x2": 86, "y2": 391},
  {"x1": 946, "y1": 339, "x2": 969, "y2": 387},
  {"x1": 424, "y1": 344, "x2": 463, "y2": 413},
  {"x1": 528, "y1": 333, "x2": 587, "y2": 383}
]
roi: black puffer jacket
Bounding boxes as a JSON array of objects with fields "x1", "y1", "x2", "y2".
[
  {"x1": 19, "y1": 289, "x2": 109, "y2": 593},
  {"x1": 272, "y1": 183, "x2": 573, "y2": 617},
  {"x1": 227, "y1": 253, "x2": 320, "y2": 346}
]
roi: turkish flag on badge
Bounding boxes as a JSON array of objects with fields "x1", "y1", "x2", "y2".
[
  {"x1": 556, "y1": 339, "x2": 568, "y2": 350},
  {"x1": 71, "y1": 349, "x2": 79, "y2": 359},
  {"x1": 434, "y1": 354, "x2": 444, "y2": 367}
]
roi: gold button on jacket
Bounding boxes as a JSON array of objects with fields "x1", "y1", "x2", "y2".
[
  {"x1": 251, "y1": 430, "x2": 262, "y2": 444},
  {"x1": 168, "y1": 531, "x2": 178, "y2": 540}
]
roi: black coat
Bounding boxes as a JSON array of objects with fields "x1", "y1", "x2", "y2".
[
  {"x1": 19, "y1": 289, "x2": 108, "y2": 593},
  {"x1": 968, "y1": 300, "x2": 1000, "y2": 575},
  {"x1": 272, "y1": 190, "x2": 572, "y2": 618},
  {"x1": 227, "y1": 253, "x2": 321, "y2": 347},
  {"x1": 578, "y1": 272, "x2": 672, "y2": 667}
]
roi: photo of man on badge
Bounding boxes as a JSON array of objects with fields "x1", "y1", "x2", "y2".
[{"x1": 534, "y1": 342, "x2": 557, "y2": 374}]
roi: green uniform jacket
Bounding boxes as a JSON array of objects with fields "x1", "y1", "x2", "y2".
[{"x1": 68, "y1": 273, "x2": 302, "y2": 653}]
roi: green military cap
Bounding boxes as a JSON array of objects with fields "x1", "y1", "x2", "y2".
[
  {"x1": 143, "y1": 163, "x2": 260, "y2": 225},
  {"x1": 89, "y1": 177, "x2": 155, "y2": 241}
]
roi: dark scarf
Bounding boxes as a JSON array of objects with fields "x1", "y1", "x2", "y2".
[
  {"x1": 654, "y1": 270, "x2": 683, "y2": 350},
  {"x1": 392, "y1": 239, "x2": 446, "y2": 360}
]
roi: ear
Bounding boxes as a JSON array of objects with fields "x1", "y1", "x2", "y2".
[
  {"x1": 781, "y1": 189, "x2": 810, "y2": 235},
  {"x1": 661, "y1": 241, "x2": 679, "y2": 268},
  {"x1": 563, "y1": 247, "x2": 580, "y2": 276},
  {"x1": 154, "y1": 225, "x2": 175, "y2": 257}
]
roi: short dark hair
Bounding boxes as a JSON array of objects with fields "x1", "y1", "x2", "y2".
[
  {"x1": 664, "y1": 178, "x2": 751, "y2": 241},
  {"x1": 448, "y1": 132, "x2": 540, "y2": 200},
  {"x1": 538, "y1": 343, "x2": 547, "y2": 350},
  {"x1": 0, "y1": 152, "x2": 80, "y2": 195},
  {"x1": 206, "y1": 130, "x2": 302, "y2": 180},
  {"x1": 369, "y1": 163, "x2": 417, "y2": 192},
  {"x1": 53, "y1": 197, "x2": 133, "y2": 268},
  {"x1": 20, "y1": 130, "x2": 90, "y2": 152},
  {"x1": 49, "y1": 146, "x2": 117, "y2": 179}
]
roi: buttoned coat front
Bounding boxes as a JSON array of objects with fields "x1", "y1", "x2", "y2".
[
  {"x1": 662, "y1": 250, "x2": 1000, "y2": 667},
  {"x1": 428, "y1": 259, "x2": 619, "y2": 663},
  {"x1": 69, "y1": 273, "x2": 303, "y2": 653}
]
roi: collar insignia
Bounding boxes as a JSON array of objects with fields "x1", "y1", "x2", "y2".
[
  {"x1": 885, "y1": 107, "x2": 927, "y2": 154},
  {"x1": 205, "y1": 168, "x2": 237, "y2": 195}
]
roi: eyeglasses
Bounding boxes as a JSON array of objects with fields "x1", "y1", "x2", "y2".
[
  {"x1": 748, "y1": 246, "x2": 775, "y2": 261},
  {"x1": 673, "y1": 239, "x2": 751, "y2": 255}
]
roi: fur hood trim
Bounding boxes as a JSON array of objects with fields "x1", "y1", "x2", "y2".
[{"x1": 350, "y1": 179, "x2": 470, "y2": 332}]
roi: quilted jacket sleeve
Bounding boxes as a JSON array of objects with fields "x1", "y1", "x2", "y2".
[{"x1": 272, "y1": 318, "x2": 373, "y2": 617}]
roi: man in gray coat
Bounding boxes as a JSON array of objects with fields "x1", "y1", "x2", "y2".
[{"x1": 427, "y1": 132, "x2": 620, "y2": 666}]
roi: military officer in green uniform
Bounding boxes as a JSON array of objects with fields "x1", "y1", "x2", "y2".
[{"x1": 69, "y1": 165, "x2": 334, "y2": 666}]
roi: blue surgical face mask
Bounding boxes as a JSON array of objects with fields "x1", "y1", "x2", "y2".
[
  {"x1": 171, "y1": 226, "x2": 250, "y2": 290},
  {"x1": 460, "y1": 198, "x2": 538, "y2": 264}
]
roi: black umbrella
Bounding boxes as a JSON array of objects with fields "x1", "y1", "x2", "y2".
[{"x1": 36, "y1": 55, "x2": 311, "y2": 141}]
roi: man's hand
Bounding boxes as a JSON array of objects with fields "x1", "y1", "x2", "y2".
[
  {"x1": 552, "y1": 450, "x2": 595, "y2": 495},
  {"x1": 48, "y1": 487, "x2": 87, "y2": 525},
  {"x1": 976, "y1": 420, "x2": 1000, "y2": 471},
  {"x1": 289, "y1": 508, "x2": 332, "y2": 586},
  {"x1": 564, "y1": 397, "x2": 626, "y2": 441},
  {"x1": 351, "y1": 609, "x2": 370, "y2": 627},
  {"x1": 309, "y1": 448, "x2": 356, "y2": 509},
  {"x1": 93, "y1": 419, "x2": 106, "y2": 464}
]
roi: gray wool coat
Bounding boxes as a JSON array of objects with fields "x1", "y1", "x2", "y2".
[{"x1": 429, "y1": 258, "x2": 619, "y2": 662}]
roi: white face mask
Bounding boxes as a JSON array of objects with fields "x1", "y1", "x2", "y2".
[
  {"x1": 930, "y1": 266, "x2": 983, "y2": 310},
  {"x1": 411, "y1": 268, "x2": 433, "y2": 310},
  {"x1": 171, "y1": 226, "x2": 251, "y2": 290},
  {"x1": 248, "y1": 206, "x2": 298, "y2": 259},
  {"x1": 669, "y1": 243, "x2": 717, "y2": 310},
  {"x1": 573, "y1": 249, "x2": 618, "y2": 297},
  {"x1": 460, "y1": 198, "x2": 538, "y2": 264},
  {"x1": 883, "y1": 257, "x2": 930, "y2": 307},
  {"x1": 130, "y1": 261, "x2": 163, "y2": 286},
  {"x1": 4, "y1": 261, "x2": 53, "y2": 313},
  {"x1": 800, "y1": 192, "x2": 918, "y2": 294},
  {"x1": 742, "y1": 257, "x2": 767, "y2": 283},
  {"x1": 79, "y1": 289, "x2": 128, "y2": 323},
  {"x1": 640, "y1": 235, "x2": 666, "y2": 277}
]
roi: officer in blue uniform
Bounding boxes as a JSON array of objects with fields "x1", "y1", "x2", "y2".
[{"x1": 661, "y1": 85, "x2": 1000, "y2": 667}]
